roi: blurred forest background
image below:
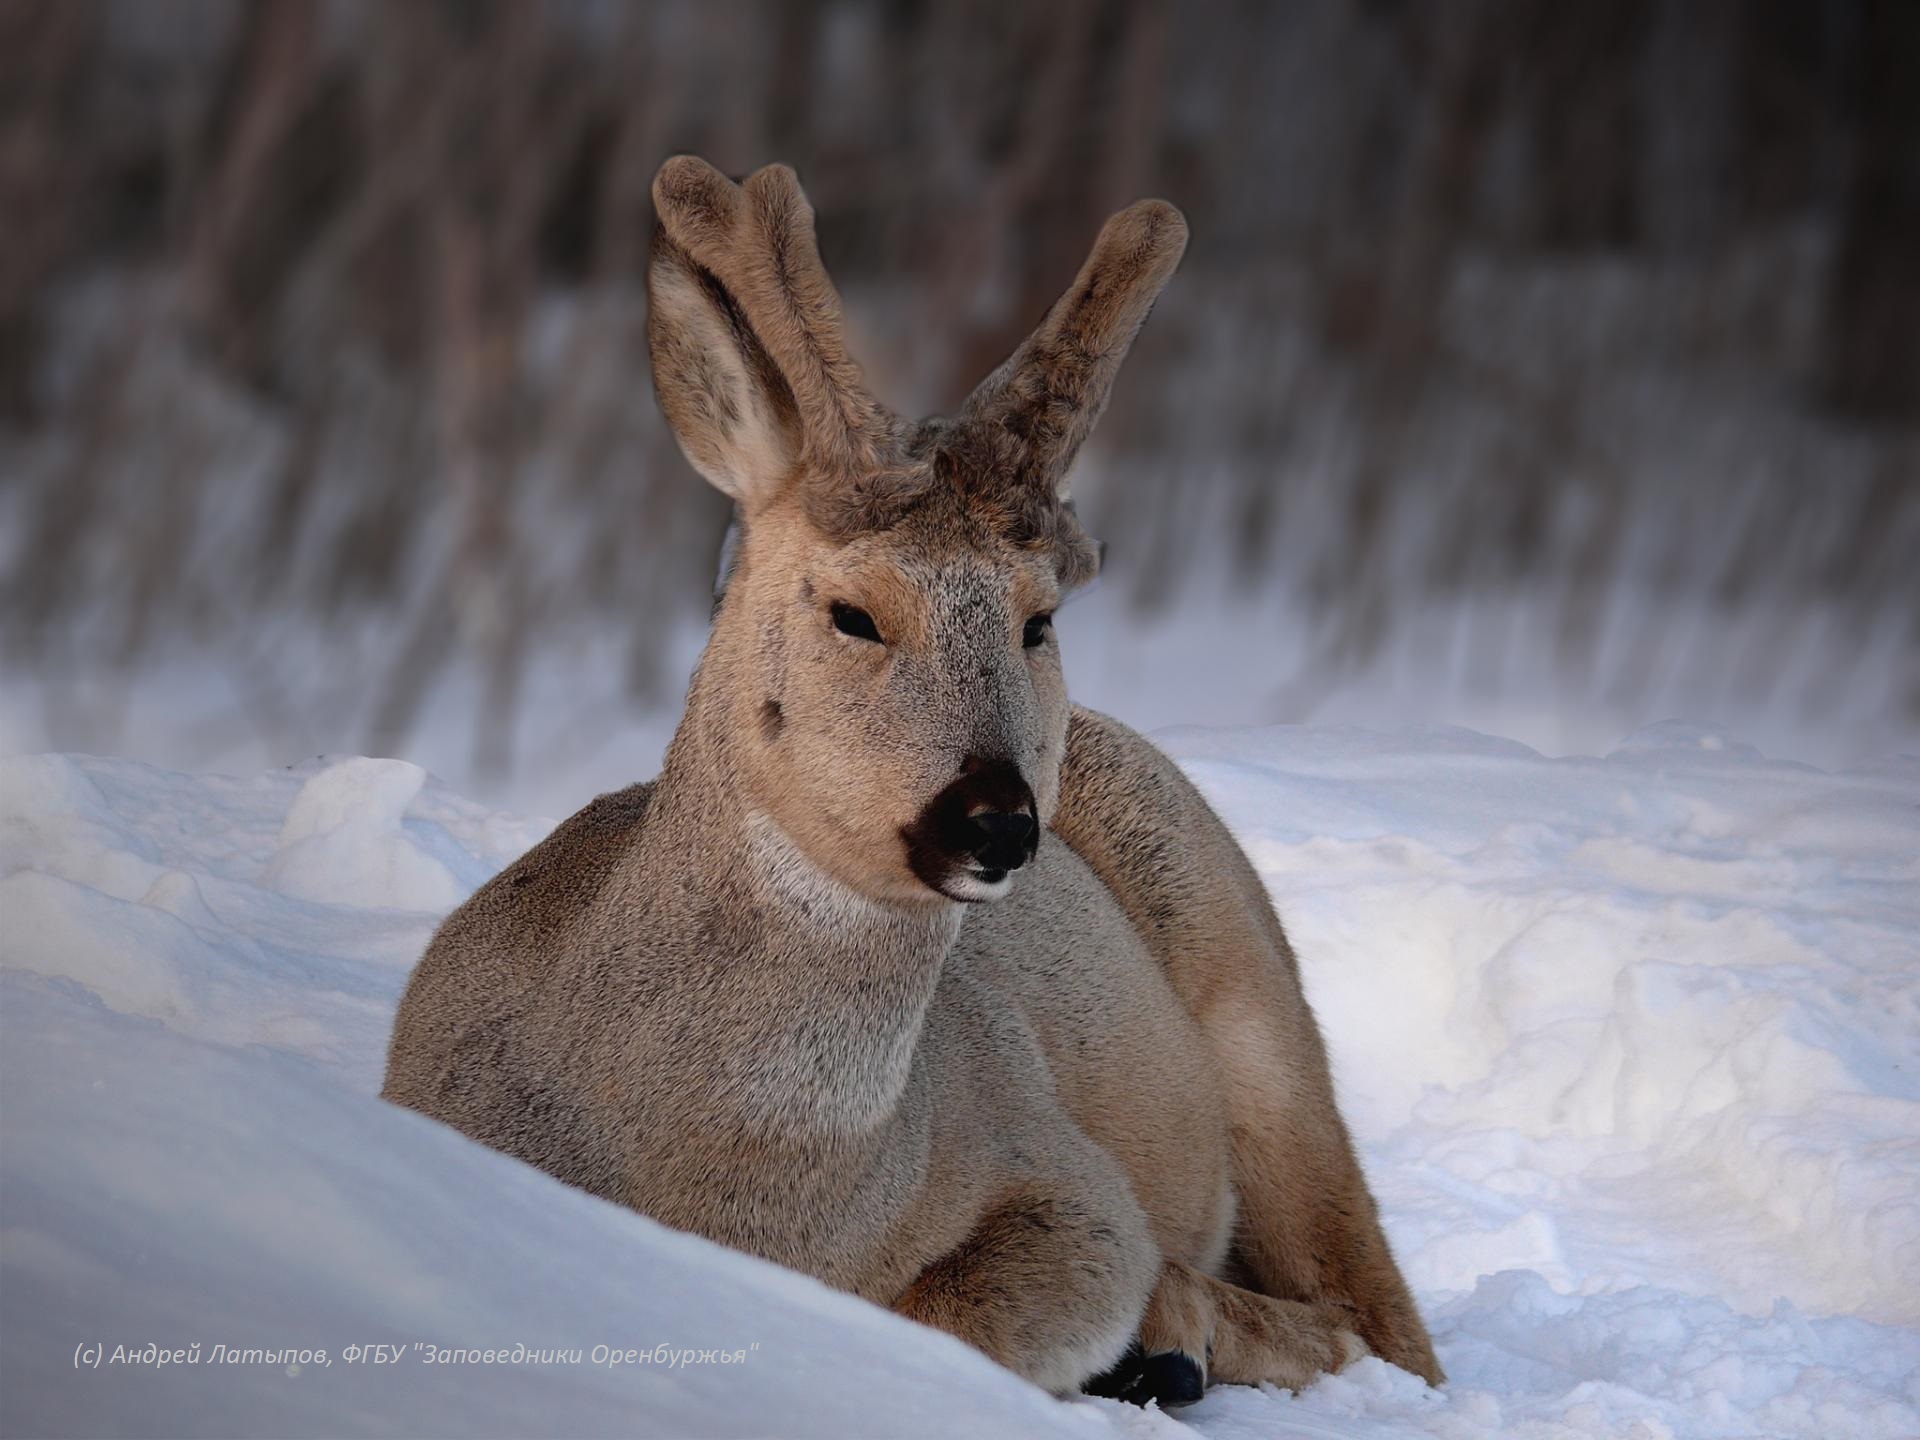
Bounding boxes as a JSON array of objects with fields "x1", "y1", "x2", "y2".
[{"x1": 2, "y1": 0, "x2": 1916, "y2": 807}]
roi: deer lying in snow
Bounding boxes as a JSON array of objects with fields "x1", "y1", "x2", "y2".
[{"x1": 384, "y1": 156, "x2": 1441, "y2": 1404}]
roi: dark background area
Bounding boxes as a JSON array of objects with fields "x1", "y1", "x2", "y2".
[{"x1": 2, "y1": 0, "x2": 1915, "y2": 801}]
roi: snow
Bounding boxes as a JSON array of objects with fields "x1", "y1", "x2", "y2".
[{"x1": 3, "y1": 726, "x2": 1917, "y2": 1438}]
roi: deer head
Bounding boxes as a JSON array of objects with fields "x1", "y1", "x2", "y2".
[{"x1": 647, "y1": 156, "x2": 1186, "y2": 905}]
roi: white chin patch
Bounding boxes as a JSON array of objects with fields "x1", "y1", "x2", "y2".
[{"x1": 940, "y1": 868, "x2": 1015, "y2": 903}]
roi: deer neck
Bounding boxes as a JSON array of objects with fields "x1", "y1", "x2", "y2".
[{"x1": 638, "y1": 628, "x2": 964, "y2": 1138}]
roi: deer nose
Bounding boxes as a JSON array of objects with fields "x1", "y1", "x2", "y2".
[{"x1": 965, "y1": 808, "x2": 1037, "y2": 873}]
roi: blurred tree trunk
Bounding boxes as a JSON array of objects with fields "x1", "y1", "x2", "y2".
[
  {"x1": 1520, "y1": 0, "x2": 1650, "y2": 251},
  {"x1": 1823, "y1": 0, "x2": 1920, "y2": 420},
  {"x1": 186, "y1": 0, "x2": 327, "y2": 379},
  {"x1": 1288, "y1": 0, "x2": 1505, "y2": 695},
  {"x1": 0, "y1": 0, "x2": 98, "y2": 423}
]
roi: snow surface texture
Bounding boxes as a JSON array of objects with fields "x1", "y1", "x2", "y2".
[{"x1": 3, "y1": 727, "x2": 1917, "y2": 1438}]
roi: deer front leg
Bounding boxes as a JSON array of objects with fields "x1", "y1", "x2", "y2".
[
  {"x1": 1086, "y1": 1259, "x2": 1369, "y2": 1406},
  {"x1": 894, "y1": 1182, "x2": 1158, "y2": 1396}
]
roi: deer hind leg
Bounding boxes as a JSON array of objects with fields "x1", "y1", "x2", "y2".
[
  {"x1": 1215, "y1": 998, "x2": 1443, "y2": 1384},
  {"x1": 1051, "y1": 708, "x2": 1444, "y2": 1384},
  {"x1": 893, "y1": 1182, "x2": 1158, "y2": 1397},
  {"x1": 1085, "y1": 1259, "x2": 1368, "y2": 1407}
]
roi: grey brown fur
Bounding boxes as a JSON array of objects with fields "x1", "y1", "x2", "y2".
[{"x1": 384, "y1": 156, "x2": 1440, "y2": 1398}]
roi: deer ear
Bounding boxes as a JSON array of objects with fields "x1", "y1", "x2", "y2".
[
  {"x1": 963, "y1": 199, "x2": 1187, "y2": 500},
  {"x1": 647, "y1": 157, "x2": 895, "y2": 510},
  {"x1": 646, "y1": 226, "x2": 803, "y2": 508}
]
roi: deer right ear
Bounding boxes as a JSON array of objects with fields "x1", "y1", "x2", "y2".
[
  {"x1": 646, "y1": 228, "x2": 803, "y2": 509},
  {"x1": 962, "y1": 199, "x2": 1187, "y2": 502}
]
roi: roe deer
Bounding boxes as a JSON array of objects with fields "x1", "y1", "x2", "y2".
[{"x1": 384, "y1": 156, "x2": 1441, "y2": 1403}]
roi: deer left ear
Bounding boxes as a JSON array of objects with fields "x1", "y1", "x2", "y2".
[
  {"x1": 963, "y1": 199, "x2": 1188, "y2": 500},
  {"x1": 646, "y1": 158, "x2": 898, "y2": 511},
  {"x1": 647, "y1": 228, "x2": 804, "y2": 509}
]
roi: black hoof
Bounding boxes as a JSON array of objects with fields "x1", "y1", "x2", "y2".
[
  {"x1": 1084, "y1": 1341, "x2": 1205, "y2": 1408},
  {"x1": 1083, "y1": 1340, "x2": 1146, "y2": 1399}
]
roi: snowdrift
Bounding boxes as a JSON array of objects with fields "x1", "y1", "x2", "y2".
[{"x1": 2, "y1": 726, "x2": 1916, "y2": 1438}]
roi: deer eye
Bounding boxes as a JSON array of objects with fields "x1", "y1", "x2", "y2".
[
  {"x1": 1022, "y1": 613, "x2": 1053, "y2": 649},
  {"x1": 830, "y1": 602, "x2": 883, "y2": 644}
]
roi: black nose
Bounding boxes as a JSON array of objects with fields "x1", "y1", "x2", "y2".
[
  {"x1": 965, "y1": 808, "x2": 1037, "y2": 873},
  {"x1": 901, "y1": 755, "x2": 1041, "y2": 896}
]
